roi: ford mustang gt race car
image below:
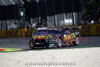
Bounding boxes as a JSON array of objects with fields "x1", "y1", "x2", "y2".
[
  {"x1": 29, "y1": 27, "x2": 81, "y2": 49},
  {"x1": 29, "y1": 27, "x2": 63, "y2": 49}
]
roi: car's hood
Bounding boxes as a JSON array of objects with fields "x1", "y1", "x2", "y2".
[{"x1": 32, "y1": 35, "x2": 53, "y2": 40}]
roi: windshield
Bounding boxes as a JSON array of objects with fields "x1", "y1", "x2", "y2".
[
  {"x1": 37, "y1": 30, "x2": 52, "y2": 35},
  {"x1": 33, "y1": 30, "x2": 62, "y2": 35},
  {"x1": 52, "y1": 30, "x2": 62, "y2": 34}
]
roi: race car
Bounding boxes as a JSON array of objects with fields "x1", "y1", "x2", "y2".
[
  {"x1": 60, "y1": 27, "x2": 81, "y2": 47},
  {"x1": 29, "y1": 27, "x2": 81, "y2": 49},
  {"x1": 29, "y1": 27, "x2": 63, "y2": 49}
]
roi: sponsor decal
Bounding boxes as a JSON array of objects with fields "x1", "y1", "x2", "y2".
[
  {"x1": 64, "y1": 33, "x2": 76, "y2": 42},
  {"x1": 33, "y1": 35, "x2": 52, "y2": 39},
  {"x1": 96, "y1": 26, "x2": 100, "y2": 33},
  {"x1": 82, "y1": 26, "x2": 90, "y2": 34}
]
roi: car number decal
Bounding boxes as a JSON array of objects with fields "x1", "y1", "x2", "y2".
[{"x1": 64, "y1": 33, "x2": 76, "y2": 42}]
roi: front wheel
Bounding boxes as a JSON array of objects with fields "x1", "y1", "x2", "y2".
[{"x1": 29, "y1": 39, "x2": 34, "y2": 49}]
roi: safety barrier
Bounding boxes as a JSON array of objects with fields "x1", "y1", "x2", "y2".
[
  {"x1": 0, "y1": 28, "x2": 35, "y2": 38},
  {"x1": 0, "y1": 29, "x2": 22, "y2": 38},
  {"x1": 80, "y1": 24, "x2": 100, "y2": 35},
  {"x1": 63, "y1": 24, "x2": 100, "y2": 36},
  {"x1": 0, "y1": 30, "x2": 5, "y2": 38}
]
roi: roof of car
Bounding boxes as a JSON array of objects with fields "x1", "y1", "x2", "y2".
[
  {"x1": 37, "y1": 27, "x2": 57, "y2": 30},
  {"x1": 37, "y1": 27, "x2": 48, "y2": 30}
]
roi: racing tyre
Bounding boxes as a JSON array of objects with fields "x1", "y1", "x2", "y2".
[
  {"x1": 46, "y1": 44, "x2": 49, "y2": 48},
  {"x1": 57, "y1": 38, "x2": 63, "y2": 48},
  {"x1": 74, "y1": 37, "x2": 80, "y2": 45},
  {"x1": 29, "y1": 39, "x2": 34, "y2": 49}
]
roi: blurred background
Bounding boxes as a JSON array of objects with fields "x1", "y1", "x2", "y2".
[{"x1": 0, "y1": 0, "x2": 100, "y2": 37}]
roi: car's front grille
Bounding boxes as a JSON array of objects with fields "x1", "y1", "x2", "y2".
[{"x1": 35, "y1": 39, "x2": 46, "y2": 43}]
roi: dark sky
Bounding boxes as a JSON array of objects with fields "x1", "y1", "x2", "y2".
[
  {"x1": 0, "y1": 4, "x2": 18, "y2": 20},
  {"x1": 0, "y1": 0, "x2": 81, "y2": 20},
  {"x1": 30, "y1": 0, "x2": 81, "y2": 18}
]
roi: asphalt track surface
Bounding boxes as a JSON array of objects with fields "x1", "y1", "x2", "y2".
[{"x1": 0, "y1": 36, "x2": 100, "y2": 51}]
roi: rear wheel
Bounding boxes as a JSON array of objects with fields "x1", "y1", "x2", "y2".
[
  {"x1": 57, "y1": 38, "x2": 63, "y2": 48},
  {"x1": 73, "y1": 37, "x2": 80, "y2": 45}
]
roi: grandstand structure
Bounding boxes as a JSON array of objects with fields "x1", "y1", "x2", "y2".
[{"x1": 0, "y1": 0, "x2": 81, "y2": 30}]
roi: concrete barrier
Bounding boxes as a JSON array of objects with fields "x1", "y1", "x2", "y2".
[
  {"x1": 0, "y1": 28, "x2": 35, "y2": 38},
  {"x1": 62, "y1": 24, "x2": 100, "y2": 36}
]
